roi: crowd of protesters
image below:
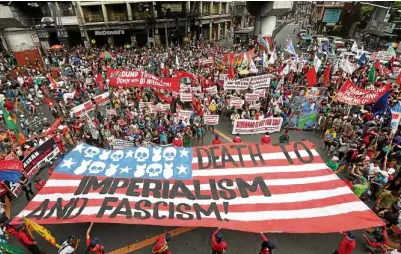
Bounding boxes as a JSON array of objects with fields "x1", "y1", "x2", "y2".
[{"x1": 1, "y1": 24, "x2": 401, "y2": 253}]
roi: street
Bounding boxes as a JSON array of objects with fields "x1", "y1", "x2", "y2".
[{"x1": 7, "y1": 22, "x2": 372, "y2": 254}]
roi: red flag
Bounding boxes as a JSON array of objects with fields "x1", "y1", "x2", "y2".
[
  {"x1": 397, "y1": 72, "x2": 401, "y2": 85},
  {"x1": 46, "y1": 73, "x2": 58, "y2": 89},
  {"x1": 375, "y1": 60, "x2": 382, "y2": 75},
  {"x1": 323, "y1": 63, "x2": 331, "y2": 87},
  {"x1": 227, "y1": 55, "x2": 235, "y2": 79},
  {"x1": 289, "y1": 70, "x2": 294, "y2": 83},
  {"x1": 95, "y1": 74, "x2": 104, "y2": 92},
  {"x1": 278, "y1": 63, "x2": 283, "y2": 75},
  {"x1": 305, "y1": 67, "x2": 317, "y2": 87}
]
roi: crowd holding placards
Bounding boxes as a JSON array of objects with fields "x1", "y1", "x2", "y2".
[{"x1": 1, "y1": 31, "x2": 401, "y2": 253}]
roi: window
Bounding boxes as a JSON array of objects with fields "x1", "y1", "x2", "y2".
[{"x1": 59, "y1": 2, "x2": 75, "y2": 16}]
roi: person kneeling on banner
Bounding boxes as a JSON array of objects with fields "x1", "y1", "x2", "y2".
[
  {"x1": 86, "y1": 223, "x2": 104, "y2": 254},
  {"x1": 259, "y1": 232, "x2": 276, "y2": 254},
  {"x1": 363, "y1": 226, "x2": 392, "y2": 253},
  {"x1": 58, "y1": 235, "x2": 80, "y2": 254},
  {"x1": 152, "y1": 233, "x2": 172, "y2": 254},
  {"x1": 260, "y1": 133, "x2": 272, "y2": 145},
  {"x1": 212, "y1": 134, "x2": 222, "y2": 145},
  {"x1": 4, "y1": 221, "x2": 44, "y2": 254},
  {"x1": 211, "y1": 227, "x2": 227, "y2": 254}
]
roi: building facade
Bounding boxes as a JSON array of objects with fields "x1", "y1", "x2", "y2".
[{"x1": 0, "y1": 1, "x2": 233, "y2": 51}]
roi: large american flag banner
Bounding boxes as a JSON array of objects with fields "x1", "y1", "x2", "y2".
[{"x1": 14, "y1": 142, "x2": 383, "y2": 233}]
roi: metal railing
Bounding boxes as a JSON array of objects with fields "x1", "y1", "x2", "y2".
[{"x1": 86, "y1": 14, "x2": 104, "y2": 22}]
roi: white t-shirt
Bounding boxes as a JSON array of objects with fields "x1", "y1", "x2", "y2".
[{"x1": 58, "y1": 240, "x2": 75, "y2": 254}]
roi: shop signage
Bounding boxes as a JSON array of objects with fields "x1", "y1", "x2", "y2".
[
  {"x1": 95, "y1": 30, "x2": 125, "y2": 36},
  {"x1": 322, "y1": 8, "x2": 342, "y2": 23}
]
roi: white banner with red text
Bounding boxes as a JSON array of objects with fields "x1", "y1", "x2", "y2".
[{"x1": 232, "y1": 118, "x2": 283, "y2": 134}]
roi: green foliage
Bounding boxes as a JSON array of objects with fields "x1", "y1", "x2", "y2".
[{"x1": 394, "y1": 1, "x2": 401, "y2": 9}]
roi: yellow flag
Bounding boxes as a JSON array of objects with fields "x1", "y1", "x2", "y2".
[{"x1": 23, "y1": 218, "x2": 60, "y2": 248}]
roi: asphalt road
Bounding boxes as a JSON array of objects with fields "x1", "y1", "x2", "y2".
[{"x1": 7, "y1": 22, "x2": 374, "y2": 254}]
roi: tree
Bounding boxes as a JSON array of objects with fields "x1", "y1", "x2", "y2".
[{"x1": 360, "y1": 5, "x2": 374, "y2": 21}]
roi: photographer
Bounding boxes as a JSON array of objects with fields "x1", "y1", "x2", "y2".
[{"x1": 58, "y1": 235, "x2": 80, "y2": 254}]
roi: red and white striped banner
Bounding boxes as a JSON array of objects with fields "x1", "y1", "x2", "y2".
[{"x1": 14, "y1": 142, "x2": 383, "y2": 233}]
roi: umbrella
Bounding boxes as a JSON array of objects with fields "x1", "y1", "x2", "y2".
[
  {"x1": 385, "y1": 42, "x2": 398, "y2": 48},
  {"x1": 99, "y1": 51, "x2": 115, "y2": 59},
  {"x1": 50, "y1": 45, "x2": 64, "y2": 50}
]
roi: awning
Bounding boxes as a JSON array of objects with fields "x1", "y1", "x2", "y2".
[{"x1": 363, "y1": 29, "x2": 396, "y2": 37}]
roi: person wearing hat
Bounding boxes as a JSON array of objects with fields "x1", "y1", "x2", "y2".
[
  {"x1": 152, "y1": 233, "x2": 172, "y2": 254},
  {"x1": 363, "y1": 226, "x2": 389, "y2": 253},
  {"x1": 211, "y1": 227, "x2": 227, "y2": 254},
  {"x1": 212, "y1": 134, "x2": 222, "y2": 145},
  {"x1": 232, "y1": 133, "x2": 242, "y2": 143},
  {"x1": 260, "y1": 133, "x2": 271, "y2": 145},
  {"x1": 86, "y1": 222, "x2": 104, "y2": 254},
  {"x1": 259, "y1": 232, "x2": 276, "y2": 254},
  {"x1": 332, "y1": 231, "x2": 356, "y2": 254}
]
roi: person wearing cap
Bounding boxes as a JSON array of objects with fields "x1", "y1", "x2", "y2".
[
  {"x1": 152, "y1": 233, "x2": 172, "y2": 254},
  {"x1": 5, "y1": 222, "x2": 44, "y2": 254},
  {"x1": 212, "y1": 134, "x2": 222, "y2": 145},
  {"x1": 86, "y1": 222, "x2": 104, "y2": 254},
  {"x1": 211, "y1": 227, "x2": 227, "y2": 254},
  {"x1": 332, "y1": 231, "x2": 356, "y2": 254},
  {"x1": 259, "y1": 232, "x2": 276, "y2": 254},
  {"x1": 260, "y1": 133, "x2": 271, "y2": 145}
]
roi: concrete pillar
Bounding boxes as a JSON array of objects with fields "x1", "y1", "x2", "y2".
[
  {"x1": 210, "y1": 2, "x2": 213, "y2": 15},
  {"x1": 226, "y1": 2, "x2": 230, "y2": 14},
  {"x1": 253, "y1": 17, "x2": 262, "y2": 36},
  {"x1": 101, "y1": 4, "x2": 108, "y2": 22},
  {"x1": 224, "y1": 21, "x2": 227, "y2": 38},
  {"x1": 199, "y1": 1, "x2": 203, "y2": 17},
  {"x1": 209, "y1": 22, "x2": 212, "y2": 40},
  {"x1": 186, "y1": 1, "x2": 190, "y2": 35},
  {"x1": 260, "y1": 16, "x2": 276, "y2": 37},
  {"x1": 219, "y1": 2, "x2": 222, "y2": 14},
  {"x1": 126, "y1": 3, "x2": 133, "y2": 21},
  {"x1": 217, "y1": 23, "x2": 220, "y2": 41}
]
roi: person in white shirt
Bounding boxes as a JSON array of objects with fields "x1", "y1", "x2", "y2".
[{"x1": 58, "y1": 235, "x2": 80, "y2": 254}]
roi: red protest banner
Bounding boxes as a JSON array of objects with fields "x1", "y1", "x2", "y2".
[
  {"x1": 107, "y1": 69, "x2": 180, "y2": 92},
  {"x1": 337, "y1": 80, "x2": 392, "y2": 105}
]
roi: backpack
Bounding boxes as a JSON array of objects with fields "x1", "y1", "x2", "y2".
[{"x1": 350, "y1": 149, "x2": 359, "y2": 162}]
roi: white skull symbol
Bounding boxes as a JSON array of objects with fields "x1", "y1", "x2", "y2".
[
  {"x1": 163, "y1": 147, "x2": 177, "y2": 161},
  {"x1": 134, "y1": 147, "x2": 150, "y2": 162},
  {"x1": 84, "y1": 147, "x2": 100, "y2": 158},
  {"x1": 88, "y1": 161, "x2": 106, "y2": 174},
  {"x1": 110, "y1": 150, "x2": 124, "y2": 162},
  {"x1": 146, "y1": 163, "x2": 163, "y2": 177}
]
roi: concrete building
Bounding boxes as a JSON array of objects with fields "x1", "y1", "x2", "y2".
[
  {"x1": 310, "y1": 1, "x2": 361, "y2": 38},
  {"x1": 246, "y1": 1, "x2": 293, "y2": 41},
  {"x1": 0, "y1": 1, "x2": 233, "y2": 51}
]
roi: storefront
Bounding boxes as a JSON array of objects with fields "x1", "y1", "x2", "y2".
[{"x1": 88, "y1": 29, "x2": 132, "y2": 47}]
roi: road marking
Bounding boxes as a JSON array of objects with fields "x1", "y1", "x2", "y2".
[
  {"x1": 214, "y1": 128, "x2": 232, "y2": 143},
  {"x1": 106, "y1": 227, "x2": 196, "y2": 254}
]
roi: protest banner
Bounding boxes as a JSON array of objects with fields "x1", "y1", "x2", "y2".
[
  {"x1": 180, "y1": 92, "x2": 193, "y2": 102},
  {"x1": 178, "y1": 110, "x2": 192, "y2": 125},
  {"x1": 229, "y1": 99, "x2": 244, "y2": 109},
  {"x1": 204, "y1": 115, "x2": 219, "y2": 125},
  {"x1": 139, "y1": 102, "x2": 152, "y2": 111},
  {"x1": 206, "y1": 86, "x2": 218, "y2": 95},
  {"x1": 287, "y1": 87, "x2": 327, "y2": 129},
  {"x1": 253, "y1": 89, "x2": 266, "y2": 97},
  {"x1": 232, "y1": 118, "x2": 283, "y2": 134},
  {"x1": 107, "y1": 69, "x2": 180, "y2": 92},
  {"x1": 249, "y1": 103, "x2": 261, "y2": 111},
  {"x1": 150, "y1": 103, "x2": 170, "y2": 113},
  {"x1": 3, "y1": 181, "x2": 22, "y2": 197},
  {"x1": 180, "y1": 83, "x2": 191, "y2": 90},
  {"x1": 245, "y1": 93, "x2": 260, "y2": 102},
  {"x1": 224, "y1": 74, "x2": 271, "y2": 90},
  {"x1": 198, "y1": 57, "x2": 214, "y2": 66},
  {"x1": 111, "y1": 139, "x2": 135, "y2": 150},
  {"x1": 337, "y1": 80, "x2": 392, "y2": 105},
  {"x1": 72, "y1": 101, "x2": 94, "y2": 118},
  {"x1": 93, "y1": 92, "x2": 110, "y2": 106},
  {"x1": 391, "y1": 112, "x2": 401, "y2": 134},
  {"x1": 14, "y1": 142, "x2": 384, "y2": 233},
  {"x1": 23, "y1": 138, "x2": 60, "y2": 179},
  {"x1": 218, "y1": 74, "x2": 227, "y2": 81}
]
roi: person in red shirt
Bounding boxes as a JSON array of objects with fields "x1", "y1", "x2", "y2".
[
  {"x1": 363, "y1": 226, "x2": 388, "y2": 253},
  {"x1": 212, "y1": 134, "x2": 222, "y2": 145},
  {"x1": 333, "y1": 231, "x2": 356, "y2": 254},
  {"x1": 232, "y1": 134, "x2": 242, "y2": 143},
  {"x1": 172, "y1": 136, "x2": 183, "y2": 147},
  {"x1": 259, "y1": 232, "x2": 276, "y2": 254},
  {"x1": 211, "y1": 227, "x2": 227, "y2": 254},
  {"x1": 34, "y1": 179, "x2": 46, "y2": 192},
  {"x1": 152, "y1": 233, "x2": 172, "y2": 254},
  {"x1": 260, "y1": 133, "x2": 272, "y2": 145},
  {"x1": 5, "y1": 222, "x2": 44, "y2": 254},
  {"x1": 86, "y1": 222, "x2": 105, "y2": 254},
  {"x1": 54, "y1": 131, "x2": 66, "y2": 154}
]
